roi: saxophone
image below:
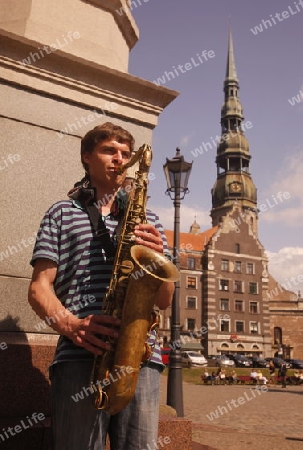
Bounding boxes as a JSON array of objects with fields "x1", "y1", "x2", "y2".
[{"x1": 90, "y1": 144, "x2": 180, "y2": 415}]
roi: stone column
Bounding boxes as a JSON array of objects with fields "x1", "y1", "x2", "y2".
[{"x1": 0, "y1": 1, "x2": 178, "y2": 444}]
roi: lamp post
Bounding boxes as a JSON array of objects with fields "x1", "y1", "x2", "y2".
[{"x1": 163, "y1": 147, "x2": 192, "y2": 417}]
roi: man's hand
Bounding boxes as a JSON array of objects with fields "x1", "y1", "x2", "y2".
[
  {"x1": 66, "y1": 314, "x2": 121, "y2": 355},
  {"x1": 134, "y1": 224, "x2": 164, "y2": 254}
]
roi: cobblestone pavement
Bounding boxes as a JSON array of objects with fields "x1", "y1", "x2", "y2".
[{"x1": 160, "y1": 376, "x2": 303, "y2": 450}]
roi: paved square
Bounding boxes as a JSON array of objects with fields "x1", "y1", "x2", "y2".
[{"x1": 160, "y1": 376, "x2": 303, "y2": 450}]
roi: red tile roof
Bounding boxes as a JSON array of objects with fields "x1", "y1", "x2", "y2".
[{"x1": 164, "y1": 226, "x2": 218, "y2": 252}]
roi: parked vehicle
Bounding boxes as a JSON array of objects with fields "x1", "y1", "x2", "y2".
[
  {"x1": 227, "y1": 354, "x2": 252, "y2": 368},
  {"x1": 285, "y1": 359, "x2": 303, "y2": 369},
  {"x1": 208, "y1": 354, "x2": 235, "y2": 367},
  {"x1": 266, "y1": 357, "x2": 291, "y2": 369},
  {"x1": 161, "y1": 347, "x2": 171, "y2": 365},
  {"x1": 181, "y1": 351, "x2": 208, "y2": 367},
  {"x1": 249, "y1": 356, "x2": 269, "y2": 368}
]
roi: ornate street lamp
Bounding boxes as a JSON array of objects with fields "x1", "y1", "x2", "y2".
[{"x1": 163, "y1": 147, "x2": 192, "y2": 417}]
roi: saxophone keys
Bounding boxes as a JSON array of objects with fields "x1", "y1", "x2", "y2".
[{"x1": 120, "y1": 260, "x2": 134, "y2": 274}]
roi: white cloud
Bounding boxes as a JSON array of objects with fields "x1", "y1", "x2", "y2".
[
  {"x1": 266, "y1": 246, "x2": 303, "y2": 296},
  {"x1": 179, "y1": 134, "x2": 193, "y2": 147},
  {"x1": 298, "y1": 84, "x2": 303, "y2": 112},
  {"x1": 260, "y1": 148, "x2": 303, "y2": 225}
]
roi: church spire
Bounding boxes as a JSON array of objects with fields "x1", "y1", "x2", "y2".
[
  {"x1": 225, "y1": 27, "x2": 238, "y2": 82},
  {"x1": 210, "y1": 29, "x2": 258, "y2": 234}
]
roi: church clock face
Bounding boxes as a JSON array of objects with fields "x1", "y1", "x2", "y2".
[{"x1": 230, "y1": 182, "x2": 241, "y2": 193}]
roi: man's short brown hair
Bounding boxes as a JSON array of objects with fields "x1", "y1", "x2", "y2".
[{"x1": 81, "y1": 122, "x2": 135, "y2": 171}]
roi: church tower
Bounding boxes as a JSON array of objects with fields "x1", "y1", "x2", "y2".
[{"x1": 211, "y1": 29, "x2": 258, "y2": 234}]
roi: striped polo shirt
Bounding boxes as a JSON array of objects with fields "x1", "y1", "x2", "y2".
[{"x1": 30, "y1": 188, "x2": 169, "y2": 369}]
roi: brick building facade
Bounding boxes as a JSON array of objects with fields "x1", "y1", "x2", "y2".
[{"x1": 159, "y1": 30, "x2": 302, "y2": 360}]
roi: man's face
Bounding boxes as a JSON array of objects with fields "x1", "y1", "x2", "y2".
[{"x1": 82, "y1": 138, "x2": 131, "y2": 190}]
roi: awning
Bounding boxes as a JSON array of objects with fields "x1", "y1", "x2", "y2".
[
  {"x1": 218, "y1": 347, "x2": 261, "y2": 352},
  {"x1": 181, "y1": 342, "x2": 204, "y2": 351}
]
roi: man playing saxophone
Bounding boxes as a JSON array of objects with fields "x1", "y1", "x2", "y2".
[{"x1": 28, "y1": 122, "x2": 175, "y2": 450}]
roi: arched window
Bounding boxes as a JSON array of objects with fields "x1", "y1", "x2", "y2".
[
  {"x1": 274, "y1": 327, "x2": 282, "y2": 345},
  {"x1": 221, "y1": 343, "x2": 229, "y2": 348}
]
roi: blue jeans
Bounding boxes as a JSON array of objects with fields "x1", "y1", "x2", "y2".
[{"x1": 50, "y1": 361, "x2": 161, "y2": 450}]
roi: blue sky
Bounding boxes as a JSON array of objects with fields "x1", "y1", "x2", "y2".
[{"x1": 128, "y1": 0, "x2": 303, "y2": 295}]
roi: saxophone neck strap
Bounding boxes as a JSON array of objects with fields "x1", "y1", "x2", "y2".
[
  {"x1": 73, "y1": 187, "x2": 127, "y2": 259},
  {"x1": 80, "y1": 194, "x2": 116, "y2": 259}
]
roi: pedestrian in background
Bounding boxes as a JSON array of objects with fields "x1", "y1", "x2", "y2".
[
  {"x1": 269, "y1": 359, "x2": 276, "y2": 384},
  {"x1": 278, "y1": 362, "x2": 287, "y2": 388}
]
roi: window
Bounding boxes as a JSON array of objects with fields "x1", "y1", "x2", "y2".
[
  {"x1": 186, "y1": 276, "x2": 197, "y2": 289},
  {"x1": 187, "y1": 297, "x2": 197, "y2": 309},
  {"x1": 274, "y1": 327, "x2": 282, "y2": 345},
  {"x1": 220, "y1": 320, "x2": 230, "y2": 332},
  {"x1": 234, "y1": 261, "x2": 241, "y2": 273},
  {"x1": 247, "y1": 263, "x2": 254, "y2": 275},
  {"x1": 249, "y1": 301, "x2": 258, "y2": 314},
  {"x1": 235, "y1": 300, "x2": 244, "y2": 312},
  {"x1": 220, "y1": 279, "x2": 229, "y2": 291},
  {"x1": 249, "y1": 282, "x2": 258, "y2": 294},
  {"x1": 220, "y1": 298, "x2": 229, "y2": 311},
  {"x1": 221, "y1": 259, "x2": 229, "y2": 271},
  {"x1": 235, "y1": 321, "x2": 244, "y2": 333},
  {"x1": 187, "y1": 257, "x2": 196, "y2": 270},
  {"x1": 234, "y1": 280, "x2": 243, "y2": 293},
  {"x1": 250, "y1": 321, "x2": 259, "y2": 334},
  {"x1": 187, "y1": 318, "x2": 196, "y2": 331},
  {"x1": 235, "y1": 243, "x2": 240, "y2": 254}
]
